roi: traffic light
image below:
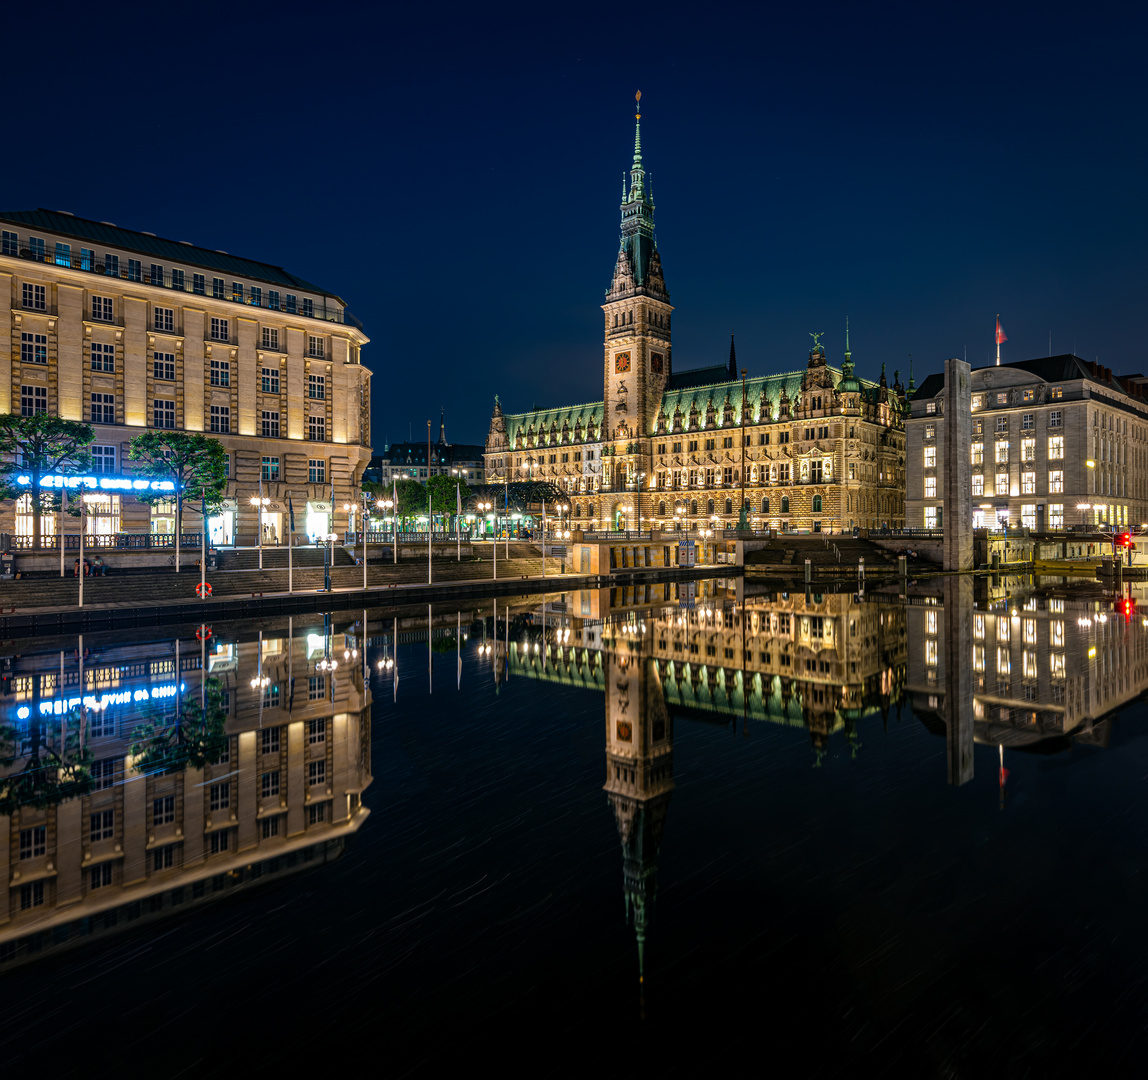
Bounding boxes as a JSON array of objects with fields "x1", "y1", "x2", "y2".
[
  {"x1": 1120, "y1": 532, "x2": 1133, "y2": 549},
  {"x1": 1117, "y1": 597, "x2": 1136, "y2": 623}
]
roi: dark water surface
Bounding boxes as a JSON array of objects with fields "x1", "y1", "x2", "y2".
[{"x1": 2, "y1": 579, "x2": 1147, "y2": 1074}]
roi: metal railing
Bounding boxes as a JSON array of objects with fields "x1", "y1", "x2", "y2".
[
  {"x1": 9, "y1": 244, "x2": 364, "y2": 330},
  {"x1": 9, "y1": 531, "x2": 204, "y2": 551}
]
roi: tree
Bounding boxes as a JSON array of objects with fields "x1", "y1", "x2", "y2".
[
  {"x1": 0, "y1": 414, "x2": 94, "y2": 550},
  {"x1": 128, "y1": 431, "x2": 228, "y2": 572},
  {"x1": 0, "y1": 708, "x2": 94, "y2": 815},
  {"x1": 393, "y1": 478, "x2": 428, "y2": 527},
  {"x1": 427, "y1": 474, "x2": 471, "y2": 530},
  {"x1": 129, "y1": 677, "x2": 229, "y2": 776}
]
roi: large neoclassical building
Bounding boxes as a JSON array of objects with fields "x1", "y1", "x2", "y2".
[{"x1": 484, "y1": 103, "x2": 908, "y2": 533}]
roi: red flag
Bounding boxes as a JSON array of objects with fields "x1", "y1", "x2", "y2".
[{"x1": 995, "y1": 317, "x2": 1007, "y2": 345}]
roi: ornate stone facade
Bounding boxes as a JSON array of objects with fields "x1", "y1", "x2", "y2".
[{"x1": 485, "y1": 105, "x2": 907, "y2": 533}]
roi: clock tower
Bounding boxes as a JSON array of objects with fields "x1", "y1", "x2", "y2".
[{"x1": 601, "y1": 92, "x2": 672, "y2": 529}]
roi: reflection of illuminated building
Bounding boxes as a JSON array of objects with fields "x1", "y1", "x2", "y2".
[
  {"x1": 603, "y1": 627, "x2": 672, "y2": 981},
  {"x1": 906, "y1": 589, "x2": 1148, "y2": 761},
  {"x1": 0, "y1": 620, "x2": 372, "y2": 969},
  {"x1": 503, "y1": 582, "x2": 908, "y2": 978}
]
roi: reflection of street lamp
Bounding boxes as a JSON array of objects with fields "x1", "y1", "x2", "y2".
[{"x1": 250, "y1": 495, "x2": 269, "y2": 569}]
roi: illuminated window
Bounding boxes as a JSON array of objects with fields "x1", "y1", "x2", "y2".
[
  {"x1": 997, "y1": 618, "x2": 1010, "y2": 643},
  {"x1": 15, "y1": 494, "x2": 55, "y2": 540},
  {"x1": 923, "y1": 446, "x2": 936, "y2": 468},
  {"x1": 971, "y1": 474, "x2": 984, "y2": 496},
  {"x1": 1050, "y1": 653, "x2": 1065, "y2": 678},
  {"x1": 997, "y1": 647, "x2": 1011, "y2": 674},
  {"x1": 1051, "y1": 620, "x2": 1064, "y2": 647},
  {"x1": 925, "y1": 477, "x2": 937, "y2": 497},
  {"x1": 972, "y1": 645, "x2": 985, "y2": 672},
  {"x1": 1023, "y1": 651, "x2": 1038, "y2": 678},
  {"x1": 995, "y1": 474, "x2": 1008, "y2": 495},
  {"x1": 1021, "y1": 438, "x2": 1035, "y2": 461},
  {"x1": 1023, "y1": 618, "x2": 1036, "y2": 644},
  {"x1": 1049, "y1": 504, "x2": 1063, "y2": 528},
  {"x1": 1022, "y1": 471, "x2": 1035, "y2": 494},
  {"x1": 972, "y1": 395, "x2": 983, "y2": 409},
  {"x1": 971, "y1": 442, "x2": 983, "y2": 465},
  {"x1": 1048, "y1": 436, "x2": 1064, "y2": 459},
  {"x1": 925, "y1": 610, "x2": 937, "y2": 635},
  {"x1": 1022, "y1": 504, "x2": 1036, "y2": 528},
  {"x1": 1049, "y1": 470, "x2": 1063, "y2": 493},
  {"x1": 995, "y1": 441, "x2": 1009, "y2": 463},
  {"x1": 973, "y1": 614, "x2": 985, "y2": 640}
]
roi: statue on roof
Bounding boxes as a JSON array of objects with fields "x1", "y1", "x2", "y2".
[{"x1": 809, "y1": 332, "x2": 824, "y2": 351}]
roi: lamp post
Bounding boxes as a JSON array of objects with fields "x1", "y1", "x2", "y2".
[
  {"x1": 249, "y1": 495, "x2": 269, "y2": 570},
  {"x1": 478, "y1": 500, "x2": 495, "y2": 579},
  {"x1": 377, "y1": 497, "x2": 393, "y2": 573},
  {"x1": 635, "y1": 475, "x2": 644, "y2": 536},
  {"x1": 323, "y1": 531, "x2": 337, "y2": 592}
]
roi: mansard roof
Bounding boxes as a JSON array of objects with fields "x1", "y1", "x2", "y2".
[
  {"x1": 501, "y1": 400, "x2": 606, "y2": 445},
  {"x1": 654, "y1": 365, "x2": 891, "y2": 434}
]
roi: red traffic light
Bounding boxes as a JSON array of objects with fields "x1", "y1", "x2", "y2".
[
  {"x1": 1123, "y1": 533, "x2": 1134, "y2": 548},
  {"x1": 1116, "y1": 598, "x2": 1136, "y2": 623}
]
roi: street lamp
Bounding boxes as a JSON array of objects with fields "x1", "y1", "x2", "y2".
[
  {"x1": 249, "y1": 495, "x2": 269, "y2": 569},
  {"x1": 477, "y1": 500, "x2": 496, "y2": 579},
  {"x1": 323, "y1": 531, "x2": 338, "y2": 592}
]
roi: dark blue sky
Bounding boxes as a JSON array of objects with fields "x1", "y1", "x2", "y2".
[{"x1": 6, "y1": 1, "x2": 1146, "y2": 445}]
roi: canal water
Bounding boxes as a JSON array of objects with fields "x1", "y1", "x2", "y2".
[{"x1": 2, "y1": 576, "x2": 1147, "y2": 1073}]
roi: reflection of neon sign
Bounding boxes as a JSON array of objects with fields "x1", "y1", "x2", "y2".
[
  {"x1": 31, "y1": 682, "x2": 186, "y2": 716},
  {"x1": 15, "y1": 474, "x2": 176, "y2": 492}
]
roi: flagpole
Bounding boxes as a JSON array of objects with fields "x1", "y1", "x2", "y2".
[
  {"x1": 456, "y1": 480, "x2": 461, "y2": 562},
  {"x1": 393, "y1": 477, "x2": 398, "y2": 566},
  {"x1": 287, "y1": 493, "x2": 294, "y2": 594},
  {"x1": 200, "y1": 490, "x2": 206, "y2": 599},
  {"x1": 996, "y1": 313, "x2": 1001, "y2": 367}
]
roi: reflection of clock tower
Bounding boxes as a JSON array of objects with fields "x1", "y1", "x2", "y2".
[
  {"x1": 604, "y1": 631, "x2": 674, "y2": 983},
  {"x1": 601, "y1": 92, "x2": 672, "y2": 528}
]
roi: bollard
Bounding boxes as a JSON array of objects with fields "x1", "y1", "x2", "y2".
[
  {"x1": 805, "y1": 558, "x2": 812, "y2": 584},
  {"x1": 992, "y1": 551, "x2": 1000, "y2": 571},
  {"x1": 898, "y1": 554, "x2": 907, "y2": 577},
  {"x1": 1116, "y1": 560, "x2": 1123, "y2": 588}
]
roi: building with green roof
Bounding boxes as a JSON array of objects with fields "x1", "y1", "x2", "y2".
[{"x1": 485, "y1": 100, "x2": 909, "y2": 533}]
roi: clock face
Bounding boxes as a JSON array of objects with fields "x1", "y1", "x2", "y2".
[
  {"x1": 615, "y1": 352, "x2": 631, "y2": 374},
  {"x1": 650, "y1": 352, "x2": 663, "y2": 373}
]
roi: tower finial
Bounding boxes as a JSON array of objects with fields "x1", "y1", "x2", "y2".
[{"x1": 633, "y1": 91, "x2": 643, "y2": 166}]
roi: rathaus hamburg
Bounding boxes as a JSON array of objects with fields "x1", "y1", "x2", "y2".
[{"x1": 484, "y1": 101, "x2": 908, "y2": 533}]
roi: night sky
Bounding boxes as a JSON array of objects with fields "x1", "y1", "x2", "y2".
[{"x1": 6, "y1": 2, "x2": 1146, "y2": 445}]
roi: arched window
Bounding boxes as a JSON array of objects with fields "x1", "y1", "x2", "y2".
[
  {"x1": 725, "y1": 498, "x2": 733, "y2": 515},
  {"x1": 658, "y1": 500, "x2": 666, "y2": 516},
  {"x1": 813, "y1": 495, "x2": 822, "y2": 512},
  {"x1": 629, "y1": 310, "x2": 634, "y2": 324},
  {"x1": 690, "y1": 499, "x2": 698, "y2": 515},
  {"x1": 574, "y1": 504, "x2": 581, "y2": 518},
  {"x1": 781, "y1": 496, "x2": 790, "y2": 513},
  {"x1": 761, "y1": 497, "x2": 769, "y2": 514},
  {"x1": 707, "y1": 498, "x2": 715, "y2": 515}
]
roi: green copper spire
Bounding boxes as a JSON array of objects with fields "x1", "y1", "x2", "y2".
[
  {"x1": 837, "y1": 316, "x2": 861, "y2": 394},
  {"x1": 907, "y1": 354, "x2": 916, "y2": 395},
  {"x1": 609, "y1": 90, "x2": 660, "y2": 294}
]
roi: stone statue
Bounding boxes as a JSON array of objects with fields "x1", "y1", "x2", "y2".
[{"x1": 810, "y1": 332, "x2": 825, "y2": 351}]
